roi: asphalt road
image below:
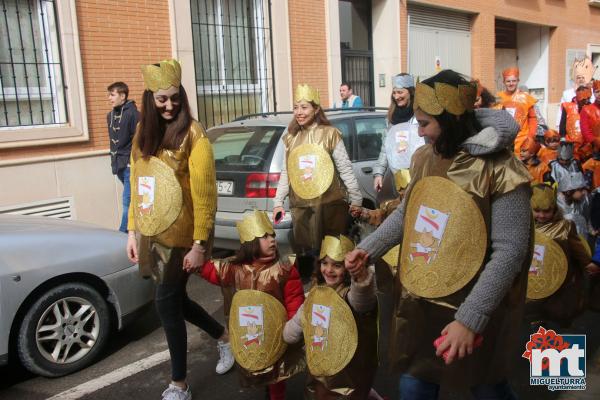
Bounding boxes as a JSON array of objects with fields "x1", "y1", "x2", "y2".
[{"x1": 1, "y1": 261, "x2": 599, "y2": 400}]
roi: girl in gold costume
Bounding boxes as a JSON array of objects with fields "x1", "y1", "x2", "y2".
[
  {"x1": 125, "y1": 59, "x2": 233, "y2": 400},
  {"x1": 528, "y1": 184, "x2": 593, "y2": 328},
  {"x1": 273, "y1": 84, "x2": 362, "y2": 275},
  {"x1": 283, "y1": 235, "x2": 383, "y2": 400},
  {"x1": 199, "y1": 210, "x2": 305, "y2": 400},
  {"x1": 346, "y1": 70, "x2": 532, "y2": 398}
]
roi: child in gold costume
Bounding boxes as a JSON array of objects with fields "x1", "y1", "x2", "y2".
[
  {"x1": 199, "y1": 211, "x2": 305, "y2": 400},
  {"x1": 528, "y1": 184, "x2": 592, "y2": 328},
  {"x1": 283, "y1": 235, "x2": 382, "y2": 400}
]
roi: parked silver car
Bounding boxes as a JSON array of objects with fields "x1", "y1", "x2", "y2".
[
  {"x1": 0, "y1": 215, "x2": 154, "y2": 377},
  {"x1": 207, "y1": 110, "x2": 395, "y2": 253}
]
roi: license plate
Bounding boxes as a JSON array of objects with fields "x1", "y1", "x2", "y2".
[{"x1": 217, "y1": 180, "x2": 234, "y2": 195}]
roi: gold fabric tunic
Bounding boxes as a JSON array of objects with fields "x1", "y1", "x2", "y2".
[
  {"x1": 284, "y1": 124, "x2": 347, "y2": 208},
  {"x1": 390, "y1": 144, "x2": 533, "y2": 387},
  {"x1": 283, "y1": 124, "x2": 349, "y2": 252},
  {"x1": 306, "y1": 284, "x2": 379, "y2": 400},
  {"x1": 128, "y1": 120, "x2": 217, "y2": 283},
  {"x1": 528, "y1": 215, "x2": 589, "y2": 325},
  {"x1": 213, "y1": 257, "x2": 305, "y2": 386}
]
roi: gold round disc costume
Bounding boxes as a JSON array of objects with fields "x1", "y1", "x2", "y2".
[
  {"x1": 229, "y1": 290, "x2": 288, "y2": 372},
  {"x1": 302, "y1": 286, "x2": 358, "y2": 377},
  {"x1": 132, "y1": 156, "x2": 182, "y2": 236},
  {"x1": 287, "y1": 143, "x2": 334, "y2": 200},
  {"x1": 526, "y1": 232, "x2": 568, "y2": 300},
  {"x1": 400, "y1": 176, "x2": 487, "y2": 298}
]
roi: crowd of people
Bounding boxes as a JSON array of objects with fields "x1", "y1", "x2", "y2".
[{"x1": 119, "y1": 57, "x2": 600, "y2": 400}]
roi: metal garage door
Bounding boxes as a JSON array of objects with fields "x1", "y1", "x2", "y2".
[{"x1": 408, "y1": 3, "x2": 472, "y2": 81}]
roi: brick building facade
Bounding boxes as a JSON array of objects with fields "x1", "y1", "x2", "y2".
[{"x1": 1, "y1": 0, "x2": 600, "y2": 228}]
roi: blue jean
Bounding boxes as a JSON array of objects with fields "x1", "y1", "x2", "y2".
[
  {"x1": 116, "y1": 167, "x2": 130, "y2": 233},
  {"x1": 399, "y1": 374, "x2": 518, "y2": 400}
]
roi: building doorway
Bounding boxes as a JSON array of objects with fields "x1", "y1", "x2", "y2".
[
  {"x1": 495, "y1": 19, "x2": 549, "y2": 120},
  {"x1": 408, "y1": 3, "x2": 472, "y2": 82},
  {"x1": 339, "y1": 0, "x2": 374, "y2": 106}
]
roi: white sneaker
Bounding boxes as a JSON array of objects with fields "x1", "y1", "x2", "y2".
[
  {"x1": 162, "y1": 383, "x2": 192, "y2": 400},
  {"x1": 216, "y1": 340, "x2": 235, "y2": 374}
]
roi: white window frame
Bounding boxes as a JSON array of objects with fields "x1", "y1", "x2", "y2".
[
  {"x1": 0, "y1": 0, "x2": 66, "y2": 125},
  {"x1": 196, "y1": 0, "x2": 270, "y2": 112},
  {"x1": 0, "y1": 0, "x2": 88, "y2": 149}
]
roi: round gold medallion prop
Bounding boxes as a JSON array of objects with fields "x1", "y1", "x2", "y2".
[
  {"x1": 400, "y1": 176, "x2": 487, "y2": 298},
  {"x1": 302, "y1": 286, "x2": 357, "y2": 377},
  {"x1": 229, "y1": 290, "x2": 287, "y2": 372},
  {"x1": 287, "y1": 143, "x2": 334, "y2": 199},
  {"x1": 526, "y1": 232, "x2": 568, "y2": 300},
  {"x1": 132, "y1": 156, "x2": 182, "y2": 236}
]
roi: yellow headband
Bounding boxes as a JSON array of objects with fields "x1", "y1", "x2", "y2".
[
  {"x1": 236, "y1": 210, "x2": 274, "y2": 244},
  {"x1": 531, "y1": 184, "x2": 556, "y2": 211},
  {"x1": 141, "y1": 59, "x2": 182, "y2": 92},
  {"x1": 413, "y1": 81, "x2": 477, "y2": 116},
  {"x1": 319, "y1": 235, "x2": 355, "y2": 262},
  {"x1": 294, "y1": 84, "x2": 320, "y2": 106}
]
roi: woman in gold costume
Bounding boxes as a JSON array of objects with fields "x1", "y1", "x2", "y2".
[
  {"x1": 125, "y1": 59, "x2": 233, "y2": 400},
  {"x1": 273, "y1": 84, "x2": 362, "y2": 275},
  {"x1": 346, "y1": 70, "x2": 532, "y2": 398}
]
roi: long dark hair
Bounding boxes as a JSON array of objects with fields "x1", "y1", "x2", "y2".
[
  {"x1": 387, "y1": 73, "x2": 415, "y2": 123},
  {"x1": 137, "y1": 85, "x2": 193, "y2": 157},
  {"x1": 420, "y1": 70, "x2": 482, "y2": 159},
  {"x1": 288, "y1": 101, "x2": 332, "y2": 135},
  {"x1": 231, "y1": 234, "x2": 280, "y2": 265}
]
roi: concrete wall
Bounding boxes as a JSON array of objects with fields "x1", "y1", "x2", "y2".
[{"x1": 0, "y1": 154, "x2": 121, "y2": 229}]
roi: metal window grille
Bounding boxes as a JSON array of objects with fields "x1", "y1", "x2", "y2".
[
  {"x1": 0, "y1": 0, "x2": 67, "y2": 128},
  {"x1": 190, "y1": 0, "x2": 276, "y2": 128}
]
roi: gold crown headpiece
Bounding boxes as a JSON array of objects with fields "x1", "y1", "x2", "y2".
[
  {"x1": 141, "y1": 59, "x2": 182, "y2": 92},
  {"x1": 294, "y1": 84, "x2": 320, "y2": 106},
  {"x1": 319, "y1": 235, "x2": 355, "y2": 262},
  {"x1": 236, "y1": 210, "x2": 274, "y2": 243},
  {"x1": 413, "y1": 81, "x2": 477, "y2": 116},
  {"x1": 531, "y1": 183, "x2": 556, "y2": 211}
]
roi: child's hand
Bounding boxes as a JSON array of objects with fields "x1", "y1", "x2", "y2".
[
  {"x1": 183, "y1": 244, "x2": 206, "y2": 273},
  {"x1": 345, "y1": 248, "x2": 369, "y2": 276},
  {"x1": 350, "y1": 265, "x2": 368, "y2": 282},
  {"x1": 586, "y1": 262, "x2": 600, "y2": 276},
  {"x1": 349, "y1": 205, "x2": 362, "y2": 218}
]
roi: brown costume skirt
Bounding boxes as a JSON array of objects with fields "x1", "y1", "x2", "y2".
[{"x1": 291, "y1": 200, "x2": 349, "y2": 255}]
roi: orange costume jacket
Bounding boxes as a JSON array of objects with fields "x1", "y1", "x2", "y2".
[
  {"x1": 525, "y1": 158, "x2": 550, "y2": 184},
  {"x1": 580, "y1": 103, "x2": 600, "y2": 144},
  {"x1": 583, "y1": 157, "x2": 600, "y2": 189},
  {"x1": 497, "y1": 90, "x2": 538, "y2": 155},
  {"x1": 561, "y1": 103, "x2": 584, "y2": 146},
  {"x1": 538, "y1": 146, "x2": 558, "y2": 165}
]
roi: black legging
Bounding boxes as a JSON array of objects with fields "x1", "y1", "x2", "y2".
[{"x1": 155, "y1": 275, "x2": 225, "y2": 381}]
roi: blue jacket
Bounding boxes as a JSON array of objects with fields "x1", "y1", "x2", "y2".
[{"x1": 107, "y1": 100, "x2": 139, "y2": 174}]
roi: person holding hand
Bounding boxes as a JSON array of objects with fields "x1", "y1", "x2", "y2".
[{"x1": 346, "y1": 70, "x2": 532, "y2": 399}]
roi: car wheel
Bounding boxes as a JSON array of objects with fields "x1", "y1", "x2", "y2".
[{"x1": 17, "y1": 283, "x2": 111, "y2": 377}]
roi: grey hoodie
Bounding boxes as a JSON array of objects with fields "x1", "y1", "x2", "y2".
[{"x1": 357, "y1": 108, "x2": 531, "y2": 333}]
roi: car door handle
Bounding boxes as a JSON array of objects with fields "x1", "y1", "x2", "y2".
[{"x1": 361, "y1": 167, "x2": 373, "y2": 174}]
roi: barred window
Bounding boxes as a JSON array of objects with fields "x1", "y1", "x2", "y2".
[
  {"x1": 191, "y1": 0, "x2": 275, "y2": 128},
  {"x1": 0, "y1": 0, "x2": 67, "y2": 128}
]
